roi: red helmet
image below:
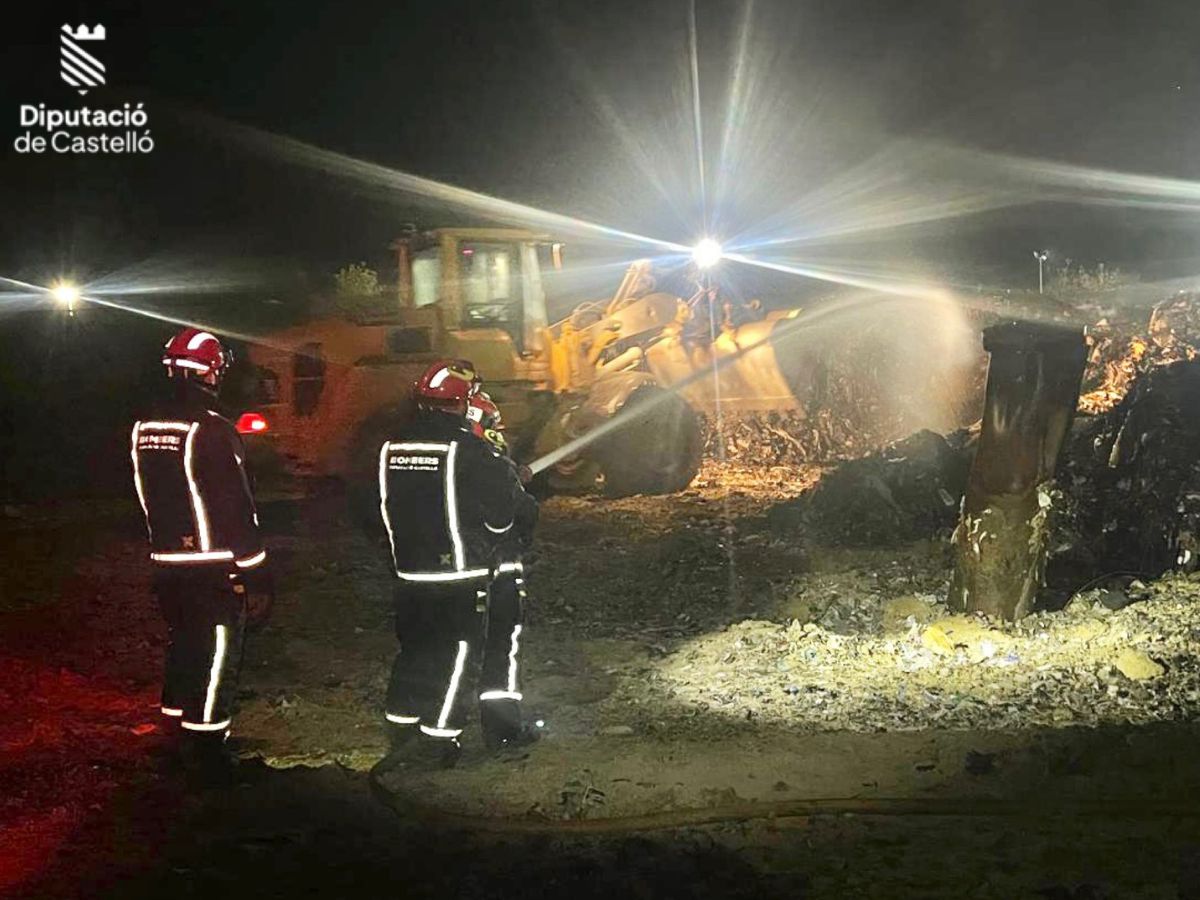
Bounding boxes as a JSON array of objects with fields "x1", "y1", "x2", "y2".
[
  {"x1": 413, "y1": 359, "x2": 478, "y2": 415},
  {"x1": 466, "y1": 391, "x2": 503, "y2": 433},
  {"x1": 162, "y1": 328, "x2": 232, "y2": 387},
  {"x1": 466, "y1": 391, "x2": 507, "y2": 452}
]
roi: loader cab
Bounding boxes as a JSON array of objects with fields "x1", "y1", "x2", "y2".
[{"x1": 396, "y1": 227, "x2": 552, "y2": 356}]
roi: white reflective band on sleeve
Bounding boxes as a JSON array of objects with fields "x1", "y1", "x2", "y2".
[
  {"x1": 388, "y1": 442, "x2": 453, "y2": 452},
  {"x1": 396, "y1": 569, "x2": 490, "y2": 583},
  {"x1": 187, "y1": 331, "x2": 218, "y2": 350},
  {"x1": 419, "y1": 724, "x2": 463, "y2": 739},
  {"x1": 385, "y1": 713, "x2": 420, "y2": 725},
  {"x1": 495, "y1": 562, "x2": 524, "y2": 574},
  {"x1": 507, "y1": 624, "x2": 522, "y2": 693},
  {"x1": 161, "y1": 707, "x2": 183, "y2": 717},
  {"x1": 436, "y1": 641, "x2": 469, "y2": 730},
  {"x1": 181, "y1": 719, "x2": 231, "y2": 732},
  {"x1": 203, "y1": 625, "x2": 227, "y2": 724},
  {"x1": 485, "y1": 521, "x2": 513, "y2": 534},
  {"x1": 164, "y1": 358, "x2": 212, "y2": 373},
  {"x1": 137, "y1": 421, "x2": 192, "y2": 432},
  {"x1": 235, "y1": 550, "x2": 267, "y2": 569},
  {"x1": 378, "y1": 442, "x2": 399, "y2": 573},
  {"x1": 151, "y1": 550, "x2": 235, "y2": 563},
  {"x1": 479, "y1": 690, "x2": 523, "y2": 702},
  {"x1": 445, "y1": 442, "x2": 465, "y2": 570},
  {"x1": 131, "y1": 422, "x2": 149, "y2": 529},
  {"x1": 183, "y1": 422, "x2": 212, "y2": 552}
]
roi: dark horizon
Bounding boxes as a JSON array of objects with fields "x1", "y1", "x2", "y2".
[{"x1": 3, "y1": 0, "x2": 1200, "y2": 300}]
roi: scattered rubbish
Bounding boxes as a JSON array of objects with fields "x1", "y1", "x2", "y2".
[
  {"x1": 649, "y1": 574, "x2": 1200, "y2": 734},
  {"x1": 1113, "y1": 648, "x2": 1165, "y2": 681},
  {"x1": 1098, "y1": 589, "x2": 1134, "y2": 611},
  {"x1": 560, "y1": 771, "x2": 607, "y2": 820}
]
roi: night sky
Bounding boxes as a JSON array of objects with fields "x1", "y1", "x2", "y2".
[{"x1": 3, "y1": 0, "x2": 1200, "y2": 292}]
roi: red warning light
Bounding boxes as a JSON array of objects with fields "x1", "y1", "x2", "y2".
[{"x1": 236, "y1": 412, "x2": 269, "y2": 435}]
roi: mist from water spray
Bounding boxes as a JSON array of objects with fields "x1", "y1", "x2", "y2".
[{"x1": 528, "y1": 287, "x2": 978, "y2": 475}]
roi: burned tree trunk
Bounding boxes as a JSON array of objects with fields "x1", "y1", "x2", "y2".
[{"x1": 949, "y1": 322, "x2": 1087, "y2": 620}]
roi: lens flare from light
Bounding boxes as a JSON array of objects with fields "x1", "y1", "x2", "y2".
[
  {"x1": 692, "y1": 238, "x2": 723, "y2": 269},
  {"x1": 51, "y1": 281, "x2": 80, "y2": 307}
]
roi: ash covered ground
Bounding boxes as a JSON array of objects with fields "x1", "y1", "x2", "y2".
[{"x1": 6, "y1": 459, "x2": 1200, "y2": 897}]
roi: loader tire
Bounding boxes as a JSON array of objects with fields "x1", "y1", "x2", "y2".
[{"x1": 596, "y1": 385, "x2": 702, "y2": 497}]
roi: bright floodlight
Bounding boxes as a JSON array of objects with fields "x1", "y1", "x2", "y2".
[
  {"x1": 692, "y1": 238, "x2": 723, "y2": 270},
  {"x1": 51, "y1": 281, "x2": 80, "y2": 306}
]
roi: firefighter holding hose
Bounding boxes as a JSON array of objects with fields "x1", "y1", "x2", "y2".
[
  {"x1": 379, "y1": 360, "x2": 538, "y2": 769},
  {"x1": 131, "y1": 328, "x2": 272, "y2": 777}
]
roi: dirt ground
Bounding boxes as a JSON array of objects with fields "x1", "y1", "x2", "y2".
[{"x1": 5, "y1": 462, "x2": 1200, "y2": 898}]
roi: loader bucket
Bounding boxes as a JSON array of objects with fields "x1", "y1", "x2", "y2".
[{"x1": 644, "y1": 315, "x2": 802, "y2": 412}]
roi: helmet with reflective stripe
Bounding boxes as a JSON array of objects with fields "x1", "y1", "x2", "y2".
[
  {"x1": 414, "y1": 359, "x2": 478, "y2": 415},
  {"x1": 466, "y1": 391, "x2": 508, "y2": 453},
  {"x1": 162, "y1": 328, "x2": 232, "y2": 387}
]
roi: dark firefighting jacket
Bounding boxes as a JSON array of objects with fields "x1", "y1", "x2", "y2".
[
  {"x1": 380, "y1": 411, "x2": 536, "y2": 583},
  {"x1": 132, "y1": 384, "x2": 265, "y2": 570}
]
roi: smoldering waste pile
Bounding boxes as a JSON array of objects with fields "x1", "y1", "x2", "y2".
[
  {"x1": 765, "y1": 293, "x2": 1200, "y2": 572},
  {"x1": 702, "y1": 290, "x2": 1200, "y2": 467}
]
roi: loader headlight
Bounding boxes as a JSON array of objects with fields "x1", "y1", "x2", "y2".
[{"x1": 691, "y1": 238, "x2": 723, "y2": 270}]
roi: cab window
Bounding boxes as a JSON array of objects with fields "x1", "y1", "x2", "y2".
[
  {"x1": 460, "y1": 242, "x2": 523, "y2": 346},
  {"x1": 412, "y1": 250, "x2": 440, "y2": 308}
]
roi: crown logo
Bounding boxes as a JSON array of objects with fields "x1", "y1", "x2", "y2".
[{"x1": 63, "y1": 24, "x2": 105, "y2": 41}]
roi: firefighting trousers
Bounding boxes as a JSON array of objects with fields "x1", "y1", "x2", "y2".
[
  {"x1": 386, "y1": 569, "x2": 526, "y2": 742},
  {"x1": 153, "y1": 567, "x2": 246, "y2": 735}
]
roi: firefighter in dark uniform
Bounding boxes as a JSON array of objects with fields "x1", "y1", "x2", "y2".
[
  {"x1": 380, "y1": 360, "x2": 538, "y2": 767},
  {"x1": 465, "y1": 390, "x2": 538, "y2": 746},
  {"x1": 131, "y1": 328, "x2": 270, "y2": 768}
]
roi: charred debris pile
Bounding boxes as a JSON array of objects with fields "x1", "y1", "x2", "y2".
[{"x1": 767, "y1": 292, "x2": 1200, "y2": 601}]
